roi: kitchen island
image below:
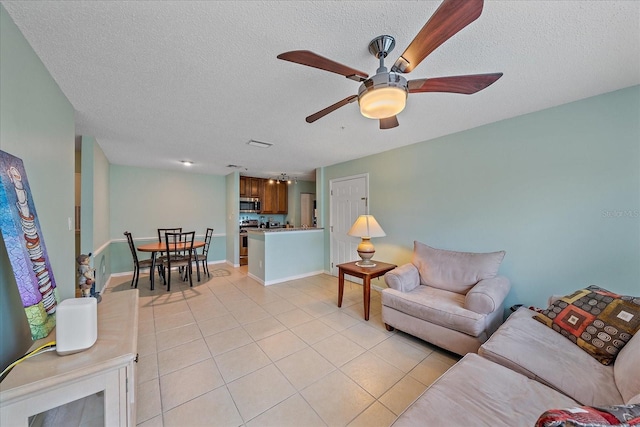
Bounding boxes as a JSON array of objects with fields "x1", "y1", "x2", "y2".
[{"x1": 247, "y1": 227, "x2": 324, "y2": 285}]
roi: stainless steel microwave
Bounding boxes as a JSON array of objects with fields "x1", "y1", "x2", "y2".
[{"x1": 239, "y1": 197, "x2": 261, "y2": 213}]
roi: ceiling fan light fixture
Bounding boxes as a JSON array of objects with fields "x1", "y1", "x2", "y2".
[
  {"x1": 358, "y1": 72, "x2": 408, "y2": 119},
  {"x1": 278, "y1": 0, "x2": 500, "y2": 127},
  {"x1": 359, "y1": 86, "x2": 407, "y2": 119}
]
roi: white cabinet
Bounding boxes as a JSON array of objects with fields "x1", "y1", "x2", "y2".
[{"x1": 0, "y1": 290, "x2": 139, "y2": 426}]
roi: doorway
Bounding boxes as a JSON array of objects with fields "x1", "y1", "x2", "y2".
[
  {"x1": 300, "y1": 193, "x2": 315, "y2": 228},
  {"x1": 329, "y1": 174, "x2": 368, "y2": 276}
]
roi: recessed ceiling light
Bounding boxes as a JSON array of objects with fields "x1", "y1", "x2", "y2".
[
  {"x1": 181, "y1": 160, "x2": 193, "y2": 166},
  {"x1": 247, "y1": 139, "x2": 272, "y2": 148}
]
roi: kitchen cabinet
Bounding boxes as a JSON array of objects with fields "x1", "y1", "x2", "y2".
[
  {"x1": 276, "y1": 183, "x2": 288, "y2": 213},
  {"x1": 250, "y1": 178, "x2": 262, "y2": 198},
  {"x1": 261, "y1": 182, "x2": 275, "y2": 213},
  {"x1": 240, "y1": 176, "x2": 248, "y2": 197},
  {"x1": 262, "y1": 181, "x2": 288, "y2": 214},
  {"x1": 240, "y1": 176, "x2": 263, "y2": 198},
  {"x1": 241, "y1": 176, "x2": 287, "y2": 214}
]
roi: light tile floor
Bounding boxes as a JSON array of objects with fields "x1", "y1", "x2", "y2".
[{"x1": 103, "y1": 265, "x2": 459, "y2": 427}]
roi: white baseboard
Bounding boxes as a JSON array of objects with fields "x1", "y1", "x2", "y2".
[
  {"x1": 106, "y1": 260, "x2": 227, "y2": 282},
  {"x1": 249, "y1": 269, "x2": 326, "y2": 286}
]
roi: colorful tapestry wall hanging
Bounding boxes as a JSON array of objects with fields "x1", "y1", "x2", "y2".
[{"x1": 0, "y1": 150, "x2": 58, "y2": 340}]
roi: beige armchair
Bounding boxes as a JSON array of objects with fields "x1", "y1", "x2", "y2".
[{"x1": 382, "y1": 241, "x2": 511, "y2": 356}]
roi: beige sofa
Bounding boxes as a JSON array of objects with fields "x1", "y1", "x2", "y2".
[
  {"x1": 382, "y1": 241, "x2": 510, "y2": 355},
  {"x1": 392, "y1": 307, "x2": 640, "y2": 426}
]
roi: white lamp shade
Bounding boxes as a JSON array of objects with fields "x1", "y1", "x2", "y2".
[
  {"x1": 359, "y1": 87, "x2": 407, "y2": 119},
  {"x1": 348, "y1": 215, "x2": 386, "y2": 238}
]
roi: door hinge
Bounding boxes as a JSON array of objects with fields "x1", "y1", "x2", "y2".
[
  {"x1": 331, "y1": 262, "x2": 334, "y2": 269},
  {"x1": 330, "y1": 225, "x2": 333, "y2": 232},
  {"x1": 331, "y1": 189, "x2": 333, "y2": 196}
]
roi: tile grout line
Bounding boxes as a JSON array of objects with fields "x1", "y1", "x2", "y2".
[{"x1": 123, "y1": 267, "x2": 456, "y2": 426}]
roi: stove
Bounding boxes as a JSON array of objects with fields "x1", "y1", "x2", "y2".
[{"x1": 240, "y1": 219, "x2": 259, "y2": 233}]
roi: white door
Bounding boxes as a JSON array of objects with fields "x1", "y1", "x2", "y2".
[{"x1": 330, "y1": 174, "x2": 368, "y2": 276}]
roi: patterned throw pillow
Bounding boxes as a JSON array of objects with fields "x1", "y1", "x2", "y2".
[
  {"x1": 533, "y1": 285, "x2": 640, "y2": 365},
  {"x1": 536, "y1": 404, "x2": 640, "y2": 427}
]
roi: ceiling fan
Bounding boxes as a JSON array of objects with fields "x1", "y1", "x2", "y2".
[{"x1": 277, "y1": 0, "x2": 502, "y2": 130}]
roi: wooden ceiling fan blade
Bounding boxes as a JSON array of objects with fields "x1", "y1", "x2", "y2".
[
  {"x1": 278, "y1": 51, "x2": 368, "y2": 81},
  {"x1": 306, "y1": 95, "x2": 358, "y2": 123},
  {"x1": 408, "y1": 73, "x2": 503, "y2": 94},
  {"x1": 392, "y1": 0, "x2": 484, "y2": 74},
  {"x1": 379, "y1": 116, "x2": 399, "y2": 129}
]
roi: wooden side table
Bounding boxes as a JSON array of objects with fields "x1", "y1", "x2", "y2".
[{"x1": 337, "y1": 260, "x2": 397, "y2": 320}]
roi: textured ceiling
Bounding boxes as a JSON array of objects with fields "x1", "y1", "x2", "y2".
[{"x1": 3, "y1": 1, "x2": 639, "y2": 181}]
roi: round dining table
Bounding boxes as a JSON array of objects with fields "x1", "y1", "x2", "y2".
[{"x1": 137, "y1": 240, "x2": 205, "y2": 290}]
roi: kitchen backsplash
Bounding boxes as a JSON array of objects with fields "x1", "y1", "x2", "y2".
[{"x1": 239, "y1": 213, "x2": 287, "y2": 225}]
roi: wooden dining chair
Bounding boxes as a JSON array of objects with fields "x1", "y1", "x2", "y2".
[
  {"x1": 192, "y1": 228, "x2": 213, "y2": 279},
  {"x1": 124, "y1": 231, "x2": 154, "y2": 288},
  {"x1": 160, "y1": 231, "x2": 195, "y2": 291}
]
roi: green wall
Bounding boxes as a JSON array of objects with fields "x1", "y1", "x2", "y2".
[
  {"x1": 226, "y1": 172, "x2": 239, "y2": 265},
  {"x1": 109, "y1": 164, "x2": 228, "y2": 273},
  {"x1": 323, "y1": 86, "x2": 640, "y2": 309},
  {"x1": 80, "y1": 137, "x2": 94, "y2": 256},
  {"x1": 79, "y1": 135, "x2": 111, "y2": 292},
  {"x1": 109, "y1": 164, "x2": 227, "y2": 238},
  {"x1": 0, "y1": 5, "x2": 75, "y2": 369}
]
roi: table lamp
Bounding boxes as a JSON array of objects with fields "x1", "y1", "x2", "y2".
[{"x1": 348, "y1": 215, "x2": 386, "y2": 267}]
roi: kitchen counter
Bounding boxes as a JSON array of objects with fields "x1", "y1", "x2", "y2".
[
  {"x1": 247, "y1": 227, "x2": 324, "y2": 285},
  {"x1": 247, "y1": 227, "x2": 324, "y2": 233}
]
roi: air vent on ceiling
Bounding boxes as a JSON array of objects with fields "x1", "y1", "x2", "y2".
[
  {"x1": 226, "y1": 164, "x2": 244, "y2": 169},
  {"x1": 247, "y1": 140, "x2": 272, "y2": 148}
]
